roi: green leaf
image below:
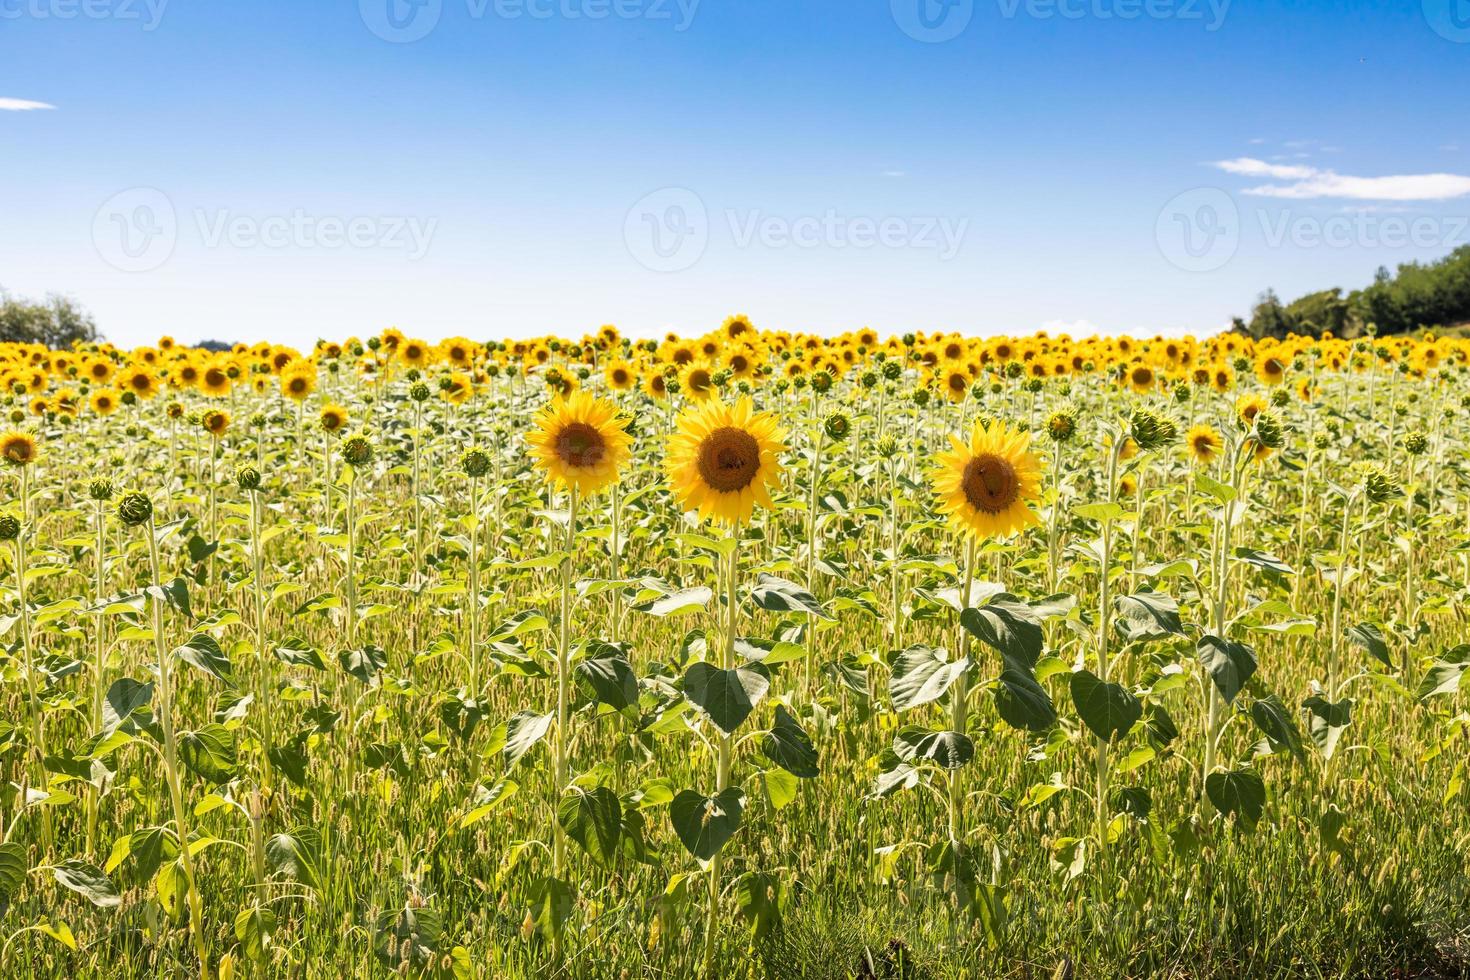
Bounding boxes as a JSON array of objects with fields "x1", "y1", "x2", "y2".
[
  {"x1": 632, "y1": 586, "x2": 712, "y2": 618},
  {"x1": 500, "y1": 711, "x2": 554, "y2": 766},
  {"x1": 274, "y1": 636, "x2": 327, "y2": 670},
  {"x1": 557, "y1": 786, "x2": 622, "y2": 868},
  {"x1": 1115, "y1": 592, "x2": 1186, "y2": 643},
  {"x1": 173, "y1": 634, "x2": 232, "y2": 683},
  {"x1": 761, "y1": 706, "x2": 819, "y2": 778},
  {"x1": 526, "y1": 876, "x2": 575, "y2": 942},
  {"x1": 1205, "y1": 767, "x2": 1266, "y2": 830},
  {"x1": 575, "y1": 653, "x2": 639, "y2": 714},
  {"x1": 265, "y1": 828, "x2": 324, "y2": 891},
  {"x1": 127, "y1": 826, "x2": 179, "y2": 884},
  {"x1": 889, "y1": 646, "x2": 969, "y2": 712},
  {"x1": 1416, "y1": 660, "x2": 1466, "y2": 701},
  {"x1": 179, "y1": 725, "x2": 237, "y2": 783},
  {"x1": 459, "y1": 779, "x2": 518, "y2": 829},
  {"x1": 487, "y1": 609, "x2": 549, "y2": 642},
  {"x1": 102, "y1": 677, "x2": 153, "y2": 735},
  {"x1": 1346, "y1": 623, "x2": 1393, "y2": 669},
  {"x1": 748, "y1": 575, "x2": 831, "y2": 619},
  {"x1": 235, "y1": 905, "x2": 278, "y2": 962},
  {"x1": 670, "y1": 787, "x2": 744, "y2": 861},
  {"x1": 994, "y1": 666, "x2": 1056, "y2": 733},
  {"x1": 0, "y1": 841, "x2": 26, "y2": 900},
  {"x1": 1304, "y1": 695, "x2": 1353, "y2": 759},
  {"x1": 894, "y1": 726, "x2": 974, "y2": 770},
  {"x1": 339, "y1": 644, "x2": 388, "y2": 683},
  {"x1": 1250, "y1": 694, "x2": 1306, "y2": 762},
  {"x1": 1069, "y1": 670, "x2": 1141, "y2": 743},
  {"x1": 960, "y1": 598, "x2": 1043, "y2": 667},
  {"x1": 373, "y1": 903, "x2": 443, "y2": 969},
  {"x1": 1232, "y1": 547, "x2": 1294, "y2": 576},
  {"x1": 682, "y1": 663, "x2": 770, "y2": 736},
  {"x1": 1196, "y1": 635, "x2": 1257, "y2": 705},
  {"x1": 53, "y1": 859, "x2": 121, "y2": 908}
]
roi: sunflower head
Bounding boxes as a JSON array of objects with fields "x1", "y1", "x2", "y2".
[
  {"x1": 1185, "y1": 424, "x2": 1222, "y2": 463},
  {"x1": 202, "y1": 409, "x2": 230, "y2": 436},
  {"x1": 527, "y1": 391, "x2": 632, "y2": 497},
  {"x1": 0, "y1": 513, "x2": 20, "y2": 542},
  {"x1": 665, "y1": 397, "x2": 785, "y2": 525},
  {"x1": 931, "y1": 420, "x2": 1042, "y2": 540},
  {"x1": 461, "y1": 447, "x2": 492, "y2": 479},
  {"x1": 117, "y1": 491, "x2": 154, "y2": 528},
  {"x1": 0, "y1": 430, "x2": 38, "y2": 467}
]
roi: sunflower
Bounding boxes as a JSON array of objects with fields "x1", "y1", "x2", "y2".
[
  {"x1": 1126, "y1": 362, "x2": 1156, "y2": 394},
  {"x1": 939, "y1": 368, "x2": 970, "y2": 403},
  {"x1": 645, "y1": 370, "x2": 670, "y2": 400},
  {"x1": 1235, "y1": 394, "x2": 1266, "y2": 428},
  {"x1": 281, "y1": 365, "x2": 317, "y2": 402},
  {"x1": 90, "y1": 388, "x2": 121, "y2": 416},
  {"x1": 0, "y1": 430, "x2": 39, "y2": 466},
  {"x1": 681, "y1": 362, "x2": 717, "y2": 401},
  {"x1": 441, "y1": 372, "x2": 474, "y2": 405},
  {"x1": 121, "y1": 366, "x2": 159, "y2": 400},
  {"x1": 202, "y1": 409, "x2": 230, "y2": 436},
  {"x1": 931, "y1": 420, "x2": 1042, "y2": 540},
  {"x1": 527, "y1": 391, "x2": 632, "y2": 496},
  {"x1": 1185, "y1": 423, "x2": 1222, "y2": 463},
  {"x1": 665, "y1": 396, "x2": 785, "y2": 525},
  {"x1": 1254, "y1": 352, "x2": 1287, "y2": 386},
  {"x1": 319, "y1": 403, "x2": 348, "y2": 433},
  {"x1": 200, "y1": 362, "x2": 232, "y2": 397},
  {"x1": 605, "y1": 362, "x2": 636, "y2": 391}
]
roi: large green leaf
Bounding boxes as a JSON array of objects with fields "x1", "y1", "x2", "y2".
[
  {"x1": 1069, "y1": 670, "x2": 1141, "y2": 743},
  {"x1": 373, "y1": 903, "x2": 443, "y2": 969},
  {"x1": 1205, "y1": 767, "x2": 1266, "y2": 830},
  {"x1": 575, "y1": 653, "x2": 639, "y2": 715},
  {"x1": 0, "y1": 841, "x2": 27, "y2": 901},
  {"x1": 1250, "y1": 694, "x2": 1305, "y2": 762},
  {"x1": 760, "y1": 706, "x2": 818, "y2": 778},
  {"x1": 1346, "y1": 623, "x2": 1393, "y2": 670},
  {"x1": 173, "y1": 634, "x2": 232, "y2": 683},
  {"x1": 179, "y1": 724, "x2": 238, "y2": 783},
  {"x1": 1197, "y1": 635, "x2": 1257, "y2": 705},
  {"x1": 53, "y1": 859, "x2": 121, "y2": 908},
  {"x1": 557, "y1": 786, "x2": 622, "y2": 868},
  {"x1": 960, "y1": 598, "x2": 1043, "y2": 667},
  {"x1": 526, "y1": 876, "x2": 576, "y2": 942},
  {"x1": 102, "y1": 677, "x2": 153, "y2": 735},
  {"x1": 893, "y1": 726, "x2": 974, "y2": 770},
  {"x1": 1115, "y1": 592, "x2": 1185, "y2": 643},
  {"x1": 748, "y1": 575, "x2": 831, "y2": 619},
  {"x1": 683, "y1": 663, "x2": 769, "y2": 735},
  {"x1": 265, "y1": 827, "x2": 324, "y2": 891},
  {"x1": 889, "y1": 646, "x2": 969, "y2": 712},
  {"x1": 499, "y1": 711, "x2": 554, "y2": 766},
  {"x1": 994, "y1": 666, "x2": 1056, "y2": 732},
  {"x1": 670, "y1": 788, "x2": 744, "y2": 861}
]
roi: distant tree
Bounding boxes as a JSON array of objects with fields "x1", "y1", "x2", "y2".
[
  {"x1": 0, "y1": 290, "x2": 100, "y2": 347},
  {"x1": 194, "y1": 340, "x2": 235, "y2": 352}
]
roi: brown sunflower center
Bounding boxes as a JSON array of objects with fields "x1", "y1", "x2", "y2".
[
  {"x1": 961, "y1": 453, "x2": 1020, "y2": 514},
  {"x1": 554, "y1": 422, "x2": 606, "y2": 469},
  {"x1": 697, "y1": 427, "x2": 761, "y2": 493}
]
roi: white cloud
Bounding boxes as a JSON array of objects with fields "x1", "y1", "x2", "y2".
[
  {"x1": 880, "y1": 170, "x2": 906, "y2": 178},
  {"x1": 1212, "y1": 156, "x2": 1470, "y2": 201},
  {"x1": 0, "y1": 98, "x2": 55, "y2": 111}
]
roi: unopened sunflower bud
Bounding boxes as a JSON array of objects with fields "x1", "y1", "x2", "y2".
[
  {"x1": 882, "y1": 361, "x2": 902, "y2": 381},
  {"x1": 1364, "y1": 467, "x2": 1403, "y2": 505},
  {"x1": 1172, "y1": 380, "x2": 1190, "y2": 403},
  {"x1": 461, "y1": 448, "x2": 491, "y2": 478},
  {"x1": 1129, "y1": 409, "x2": 1178, "y2": 452},
  {"x1": 117, "y1": 492, "x2": 153, "y2": 527},
  {"x1": 823, "y1": 412, "x2": 851, "y2": 443},
  {"x1": 1253, "y1": 411, "x2": 1285, "y2": 450},
  {"x1": 340, "y1": 435, "x2": 374, "y2": 468},
  {"x1": 876, "y1": 435, "x2": 899, "y2": 457},
  {"x1": 0, "y1": 514, "x2": 20, "y2": 541},
  {"x1": 1404, "y1": 432, "x2": 1428, "y2": 456},
  {"x1": 810, "y1": 371, "x2": 833, "y2": 394},
  {"x1": 1047, "y1": 409, "x2": 1077, "y2": 443},
  {"x1": 237, "y1": 466, "x2": 261, "y2": 492},
  {"x1": 409, "y1": 381, "x2": 431, "y2": 402},
  {"x1": 89, "y1": 478, "x2": 114, "y2": 501},
  {"x1": 911, "y1": 388, "x2": 930, "y2": 408}
]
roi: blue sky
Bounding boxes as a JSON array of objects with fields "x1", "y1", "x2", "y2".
[{"x1": 2, "y1": 0, "x2": 1468, "y2": 348}]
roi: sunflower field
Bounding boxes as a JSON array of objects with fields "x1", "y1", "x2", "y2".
[{"x1": 0, "y1": 321, "x2": 1467, "y2": 979}]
